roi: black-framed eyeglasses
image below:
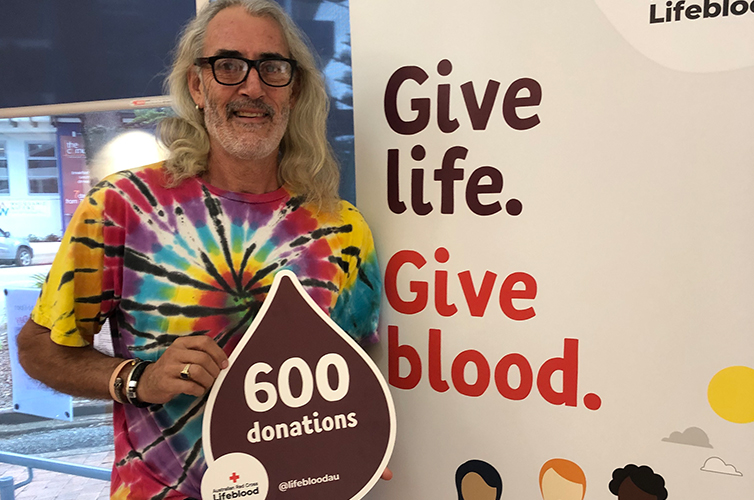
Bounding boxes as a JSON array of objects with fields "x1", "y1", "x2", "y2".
[{"x1": 194, "y1": 56, "x2": 297, "y2": 87}]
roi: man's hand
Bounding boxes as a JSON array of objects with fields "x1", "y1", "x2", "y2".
[{"x1": 136, "y1": 336, "x2": 229, "y2": 404}]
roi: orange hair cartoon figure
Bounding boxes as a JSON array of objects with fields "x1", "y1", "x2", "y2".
[{"x1": 539, "y1": 458, "x2": 587, "y2": 500}]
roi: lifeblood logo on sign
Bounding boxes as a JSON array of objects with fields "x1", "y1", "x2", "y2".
[{"x1": 202, "y1": 271, "x2": 396, "y2": 500}]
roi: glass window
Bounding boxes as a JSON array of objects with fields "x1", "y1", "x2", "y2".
[
  {"x1": 0, "y1": 141, "x2": 7, "y2": 194},
  {"x1": 27, "y1": 141, "x2": 58, "y2": 194},
  {"x1": 285, "y1": 0, "x2": 357, "y2": 203}
]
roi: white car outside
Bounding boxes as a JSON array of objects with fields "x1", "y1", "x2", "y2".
[{"x1": 0, "y1": 228, "x2": 34, "y2": 266}]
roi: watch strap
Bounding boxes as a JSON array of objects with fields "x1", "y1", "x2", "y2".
[{"x1": 126, "y1": 360, "x2": 153, "y2": 408}]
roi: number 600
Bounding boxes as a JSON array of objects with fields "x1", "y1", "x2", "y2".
[{"x1": 244, "y1": 353, "x2": 350, "y2": 412}]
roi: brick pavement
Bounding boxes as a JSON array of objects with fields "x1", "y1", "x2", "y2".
[{"x1": 0, "y1": 448, "x2": 113, "y2": 500}]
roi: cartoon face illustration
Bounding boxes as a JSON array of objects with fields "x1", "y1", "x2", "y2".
[
  {"x1": 455, "y1": 459, "x2": 503, "y2": 500},
  {"x1": 609, "y1": 464, "x2": 668, "y2": 500},
  {"x1": 539, "y1": 458, "x2": 586, "y2": 500}
]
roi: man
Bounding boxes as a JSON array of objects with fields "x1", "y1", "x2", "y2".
[{"x1": 17, "y1": 1, "x2": 387, "y2": 498}]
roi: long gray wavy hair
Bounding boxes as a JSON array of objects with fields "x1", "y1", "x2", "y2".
[{"x1": 159, "y1": 0, "x2": 340, "y2": 211}]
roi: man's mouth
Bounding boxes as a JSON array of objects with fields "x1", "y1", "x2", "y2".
[
  {"x1": 227, "y1": 100, "x2": 275, "y2": 120},
  {"x1": 233, "y1": 110, "x2": 268, "y2": 119}
]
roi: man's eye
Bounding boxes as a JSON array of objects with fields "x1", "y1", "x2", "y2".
[
  {"x1": 261, "y1": 62, "x2": 285, "y2": 74},
  {"x1": 216, "y1": 59, "x2": 245, "y2": 72}
]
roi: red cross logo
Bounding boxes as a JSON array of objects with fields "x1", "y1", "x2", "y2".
[{"x1": 229, "y1": 472, "x2": 240, "y2": 483}]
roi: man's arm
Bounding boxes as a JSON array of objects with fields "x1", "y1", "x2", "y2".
[
  {"x1": 17, "y1": 319, "x2": 229, "y2": 404},
  {"x1": 17, "y1": 319, "x2": 122, "y2": 399}
]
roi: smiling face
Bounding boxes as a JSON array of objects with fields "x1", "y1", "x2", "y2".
[{"x1": 189, "y1": 6, "x2": 295, "y2": 164}]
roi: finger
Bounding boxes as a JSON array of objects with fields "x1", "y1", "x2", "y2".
[
  {"x1": 174, "y1": 336, "x2": 229, "y2": 369},
  {"x1": 157, "y1": 373, "x2": 207, "y2": 399},
  {"x1": 177, "y1": 350, "x2": 223, "y2": 380},
  {"x1": 141, "y1": 366, "x2": 208, "y2": 401},
  {"x1": 381, "y1": 467, "x2": 393, "y2": 481},
  {"x1": 177, "y1": 362, "x2": 216, "y2": 391},
  {"x1": 136, "y1": 363, "x2": 191, "y2": 404},
  {"x1": 180, "y1": 379, "x2": 208, "y2": 398}
]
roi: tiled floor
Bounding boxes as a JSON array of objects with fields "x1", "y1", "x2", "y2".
[{"x1": 0, "y1": 449, "x2": 113, "y2": 500}]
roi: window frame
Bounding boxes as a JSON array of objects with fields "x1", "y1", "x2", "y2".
[
  {"x1": 0, "y1": 140, "x2": 8, "y2": 195},
  {"x1": 26, "y1": 140, "x2": 59, "y2": 195}
]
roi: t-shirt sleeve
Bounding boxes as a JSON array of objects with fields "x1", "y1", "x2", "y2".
[
  {"x1": 330, "y1": 204, "x2": 382, "y2": 345},
  {"x1": 30, "y1": 181, "x2": 123, "y2": 347}
]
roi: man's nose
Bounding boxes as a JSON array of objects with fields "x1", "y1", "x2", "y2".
[{"x1": 238, "y1": 66, "x2": 266, "y2": 97}]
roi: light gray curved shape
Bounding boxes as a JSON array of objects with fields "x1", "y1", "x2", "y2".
[
  {"x1": 661, "y1": 426, "x2": 713, "y2": 448},
  {"x1": 700, "y1": 457, "x2": 743, "y2": 476}
]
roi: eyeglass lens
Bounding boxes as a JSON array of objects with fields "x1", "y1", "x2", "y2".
[{"x1": 213, "y1": 58, "x2": 293, "y2": 86}]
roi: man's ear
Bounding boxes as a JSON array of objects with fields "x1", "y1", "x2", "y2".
[{"x1": 188, "y1": 69, "x2": 205, "y2": 110}]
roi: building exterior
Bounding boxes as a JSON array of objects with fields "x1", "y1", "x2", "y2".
[{"x1": 0, "y1": 117, "x2": 63, "y2": 240}]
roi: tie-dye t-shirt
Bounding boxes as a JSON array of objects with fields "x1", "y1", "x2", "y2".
[{"x1": 31, "y1": 163, "x2": 381, "y2": 499}]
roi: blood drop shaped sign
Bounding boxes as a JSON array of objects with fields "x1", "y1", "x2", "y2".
[{"x1": 202, "y1": 270, "x2": 396, "y2": 499}]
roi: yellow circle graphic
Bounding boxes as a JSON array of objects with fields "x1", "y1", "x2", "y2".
[{"x1": 707, "y1": 366, "x2": 754, "y2": 424}]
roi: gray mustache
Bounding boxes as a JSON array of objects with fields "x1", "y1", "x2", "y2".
[{"x1": 226, "y1": 99, "x2": 275, "y2": 118}]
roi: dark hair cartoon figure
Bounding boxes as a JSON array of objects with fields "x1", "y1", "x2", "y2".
[
  {"x1": 609, "y1": 464, "x2": 668, "y2": 500},
  {"x1": 455, "y1": 459, "x2": 503, "y2": 500}
]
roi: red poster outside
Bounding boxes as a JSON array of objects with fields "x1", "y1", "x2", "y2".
[{"x1": 59, "y1": 135, "x2": 90, "y2": 219}]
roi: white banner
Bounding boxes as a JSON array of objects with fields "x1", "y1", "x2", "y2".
[
  {"x1": 6, "y1": 288, "x2": 73, "y2": 421},
  {"x1": 351, "y1": 1, "x2": 754, "y2": 499}
]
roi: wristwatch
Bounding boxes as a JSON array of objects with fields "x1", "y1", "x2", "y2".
[{"x1": 126, "y1": 359, "x2": 153, "y2": 408}]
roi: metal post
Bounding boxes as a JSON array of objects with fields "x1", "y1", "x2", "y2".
[
  {"x1": 0, "y1": 476, "x2": 15, "y2": 500},
  {"x1": 0, "y1": 452, "x2": 109, "y2": 481}
]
